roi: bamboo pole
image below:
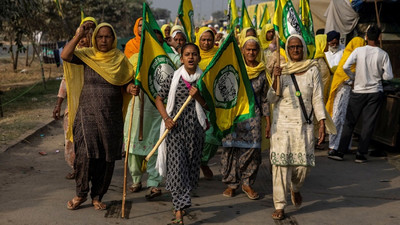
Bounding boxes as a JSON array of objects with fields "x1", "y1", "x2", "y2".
[
  {"x1": 139, "y1": 92, "x2": 144, "y2": 141},
  {"x1": 121, "y1": 96, "x2": 135, "y2": 218},
  {"x1": 275, "y1": 31, "x2": 282, "y2": 96},
  {"x1": 141, "y1": 96, "x2": 193, "y2": 172}
]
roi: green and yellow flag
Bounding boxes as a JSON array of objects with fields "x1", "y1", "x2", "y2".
[
  {"x1": 258, "y1": 4, "x2": 271, "y2": 29},
  {"x1": 240, "y1": 0, "x2": 254, "y2": 30},
  {"x1": 273, "y1": 0, "x2": 315, "y2": 58},
  {"x1": 135, "y1": 21, "x2": 177, "y2": 106},
  {"x1": 54, "y1": 0, "x2": 63, "y2": 17},
  {"x1": 80, "y1": 6, "x2": 85, "y2": 21},
  {"x1": 252, "y1": 4, "x2": 258, "y2": 29},
  {"x1": 299, "y1": 0, "x2": 314, "y2": 37},
  {"x1": 228, "y1": 0, "x2": 239, "y2": 31},
  {"x1": 197, "y1": 32, "x2": 256, "y2": 139},
  {"x1": 178, "y1": 0, "x2": 195, "y2": 43},
  {"x1": 143, "y1": 2, "x2": 174, "y2": 53}
]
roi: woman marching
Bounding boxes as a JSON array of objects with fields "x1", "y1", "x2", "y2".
[
  {"x1": 221, "y1": 36, "x2": 270, "y2": 200},
  {"x1": 268, "y1": 34, "x2": 326, "y2": 220},
  {"x1": 155, "y1": 43, "x2": 208, "y2": 225}
]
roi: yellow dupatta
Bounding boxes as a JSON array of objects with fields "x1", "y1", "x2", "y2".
[
  {"x1": 325, "y1": 37, "x2": 365, "y2": 116},
  {"x1": 64, "y1": 23, "x2": 134, "y2": 142},
  {"x1": 161, "y1": 24, "x2": 171, "y2": 38},
  {"x1": 259, "y1": 24, "x2": 274, "y2": 50},
  {"x1": 196, "y1": 27, "x2": 218, "y2": 71},
  {"x1": 241, "y1": 36, "x2": 266, "y2": 80}
]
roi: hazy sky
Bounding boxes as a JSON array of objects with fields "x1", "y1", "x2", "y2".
[{"x1": 150, "y1": 0, "x2": 269, "y2": 23}]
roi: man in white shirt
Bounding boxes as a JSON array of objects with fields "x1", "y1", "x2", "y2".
[
  {"x1": 325, "y1": 30, "x2": 344, "y2": 71},
  {"x1": 329, "y1": 25, "x2": 393, "y2": 163}
]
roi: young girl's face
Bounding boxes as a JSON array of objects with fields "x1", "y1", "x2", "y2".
[{"x1": 181, "y1": 45, "x2": 200, "y2": 72}]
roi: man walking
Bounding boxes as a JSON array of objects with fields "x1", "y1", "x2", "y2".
[{"x1": 328, "y1": 25, "x2": 393, "y2": 162}]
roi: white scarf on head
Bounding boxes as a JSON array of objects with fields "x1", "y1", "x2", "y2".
[{"x1": 155, "y1": 65, "x2": 207, "y2": 177}]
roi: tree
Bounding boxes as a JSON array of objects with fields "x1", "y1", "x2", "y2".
[
  {"x1": 153, "y1": 8, "x2": 171, "y2": 21},
  {"x1": 212, "y1": 10, "x2": 225, "y2": 22}
]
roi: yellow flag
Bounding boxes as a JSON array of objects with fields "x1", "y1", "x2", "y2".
[
  {"x1": 197, "y1": 32, "x2": 256, "y2": 139},
  {"x1": 240, "y1": 0, "x2": 254, "y2": 29},
  {"x1": 299, "y1": 0, "x2": 314, "y2": 36},
  {"x1": 273, "y1": 0, "x2": 315, "y2": 58},
  {"x1": 228, "y1": 0, "x2": 239, "y2": 31},
  {"x1": 136, "y1": 21, "x2": 177, "y2": 105},
  {"x1": 258, "y1": 4, "x2": 271, "y2": 29},
  {"x1": 178, "y1": 0, "x2": 195, "y2": 43}
]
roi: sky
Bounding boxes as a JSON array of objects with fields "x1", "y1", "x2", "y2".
[{"x1": 150, "y1": 0, "x2": 269, "y2": 23}]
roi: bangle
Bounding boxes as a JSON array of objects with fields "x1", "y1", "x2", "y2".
[{"x1": 163, "y1": 116, "x2": 170, "y2": 121}]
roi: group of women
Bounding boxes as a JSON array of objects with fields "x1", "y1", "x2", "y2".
[{"x1": 57, "y1": 15, "x2": 365, "y2": 224}]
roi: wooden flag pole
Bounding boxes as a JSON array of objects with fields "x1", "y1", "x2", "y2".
[
  {"x1": 121, "y1": 96, "x2": 135, "y2": 218},
  {"x1": 139, "y1": 92, "x2": 144, "y2": 141},
  {"x1": 141, "y1": 96, "x2": 193, "y2": 172},
  {"x1": 275, "y1": 31, "x2": 282, "y2": 96}
]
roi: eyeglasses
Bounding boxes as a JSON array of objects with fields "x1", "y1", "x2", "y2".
[{"x1": 288, "y1": 45, "x2": 303, "y2": 51}]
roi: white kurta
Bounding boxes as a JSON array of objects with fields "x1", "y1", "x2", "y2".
[{"x1": 267, "y1": 66, "x2": 326, "y2": 167}]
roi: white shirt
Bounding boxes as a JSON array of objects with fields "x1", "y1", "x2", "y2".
[
  {"x1": 343, "y1": 45, "x2": 393, "y2": 93},
  {"x1": 325, "y1": 45, "x2": 344, "y2": 68}
]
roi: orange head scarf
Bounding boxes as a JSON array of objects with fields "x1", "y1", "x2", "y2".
[
  {"x1": 124, "y1": 17, "x2": 143, "y2": 59},
  {"x1": 325, "y1": 37, "x2": 366, "y2": 115}
]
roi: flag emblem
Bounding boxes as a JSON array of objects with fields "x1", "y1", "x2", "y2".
[
  {"x1": 213, "y1": 65, "x2": 239, "y2": 109},
  {"x1": 148, "y1": 55, "x2": 175, "y2": 99}
]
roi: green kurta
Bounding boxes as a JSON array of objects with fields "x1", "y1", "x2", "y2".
[{"x1": 124, "y1": 94, "x2": 162, "y2": 155}]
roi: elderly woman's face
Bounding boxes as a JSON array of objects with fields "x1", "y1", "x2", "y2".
[
  {"x1": 200, "y1": 31, "x2": 214, "y2": 51},
  {"x1": 288, "y1": 37, "x2": 303, "y2": 62},
  {"x1": 96, "y1": 27, "x2": 114, "y2": 52},
  {"x1": 243, "y1": 41, "x2": 259, "y2": 63},
  {"x1": 174, "y1": 32, "x2": 186, "y2": 47},
  {"x1": 266, "y1": 29, "x2": 274, "y2": 41}
]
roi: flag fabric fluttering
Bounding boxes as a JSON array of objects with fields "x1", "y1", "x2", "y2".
[
  {"x1": 258, "y1": 4, "x2": 271, "y2": 29},
  {"x1": 240, "y1": 0, "x2": 254, "y2": 30},
  {"x1": 178, "y1": 0, "x2": 196, "y2": 43},
  {"x1": 197, "y1": 32, "x2": 256, "y2": 140},
  {"x1": 135, "y1": 21, "x2": 177, "y2": 106},
  {"x1": 299, "y1": 0, "x2": 314, "y2": 37},
  {"x1": 273, "y1": 0, "x2": 315, "y2": 58},
  {"x1": 143, "y1": 2, "x2": 174, "y2": 53},
  {"x1": 80, "y1": 6, "x2": 85, "y2": 21},
  {"x1": 252, "y1": 4, "x2": 258, "y2": 29},
  {"x1": 54, "y1": 0, "x2": 63, "y2": 17},
  {"x1": 228, "y1": 0, "x2": 239, "y2": 32}
]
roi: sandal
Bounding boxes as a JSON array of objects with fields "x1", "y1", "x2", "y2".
[
  {"x1": 168, "y1": 218, "x2": 184, "y2": 224},
  {"x1": 67, "y1": 196, "x2": 87, "y2": 210},
  {"x1": 65, "y1": 171, "x2": 75, "y2": 180},
  {"x1": 172, "y1": 209, "x2": 186, "y2": 216},
  {"x1": 145, "y1": 187, "x2": 162, "y2": 200},
  {"x1": 291, "y1": 190, "x2": 302, "y2": 208},
  {"x1": 271, "y1": 209, "x2": 285, "y2": 220},
  {"x1": 92, "y1": 199, "x2": 107, "y2": 210},
  {"x1": 129, "y1": 183, "x2": 142, "y2": 193},
  {"x1": 222, "y1": 187, "x2": 236, "y2": 197},
  {"x1": 242, "y1": 185, "x2": 260, "y2": 200}
]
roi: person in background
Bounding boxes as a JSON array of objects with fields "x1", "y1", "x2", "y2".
[
  {"x1": 329, "y1": 25, "x2": 393, "y2": 162},
  {"x1": 124, "y1": 17, "x2": 143, "y2": 59},
  {"x1": 326, "y1": 37, "x2": 366, "y2": 159},
  {"x1": 314, "y1": 34, "x2": 332, "y2": 104},
  {"x1": 161, "y1": 24, "x2": 171, "y2": 39},
  {"x1": 324, "y1": 30, "x2": 344, "y2": 72},
  {"x1": 195, "y1": 27, "x2": 220, "y2": 179},
  {"x1": 268, "y1": 34, "x2": 326, "y2": 220},
  {"x1": 169, "y1": 25, "x2": 187, "y2": 54},
  {"x1": 53, "y1": 17, "x2": 97, "y2": 180}
]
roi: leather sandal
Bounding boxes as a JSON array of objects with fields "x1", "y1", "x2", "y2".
[
  {"x1": 92, "y1": 199, "x2": 107, "y2": 210},
  {"x1": 222, "y1": 187, "x2": 236, "y2": 197},
  {"x1": 145, "y1": 187, "x2": 162, "y2": 200},
  {"x1": 129, "y1": 183, "x2": 142, "y2": 193},
  {"x1": 272, "y1": 209, "x2": 285, "y2": 220},
  {"x1": 242, "y1": 185, "x2": 259, "y2": 200},
  {"x1": 67, "y1": 196, "x2": 87, "y2": 210}
]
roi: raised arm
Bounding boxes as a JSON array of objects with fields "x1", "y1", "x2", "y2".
[{"x1": 61, "y1": 25, "x2": 89, "y2": 62}]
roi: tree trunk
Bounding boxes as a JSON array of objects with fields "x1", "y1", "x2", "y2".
[
  {"x1": 25, "y1": 44, "x2": 29, "y2": 66},
  {"x1": 9, "y1": 39, "x2": 15, "y2": 72},
  {"x1": 32, "y1": 43, "x2": 46, "y2": 90}
]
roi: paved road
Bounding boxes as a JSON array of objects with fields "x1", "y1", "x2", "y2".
[{"x1": 0, "y1": 120, "x2": 399, "y2": 225}]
